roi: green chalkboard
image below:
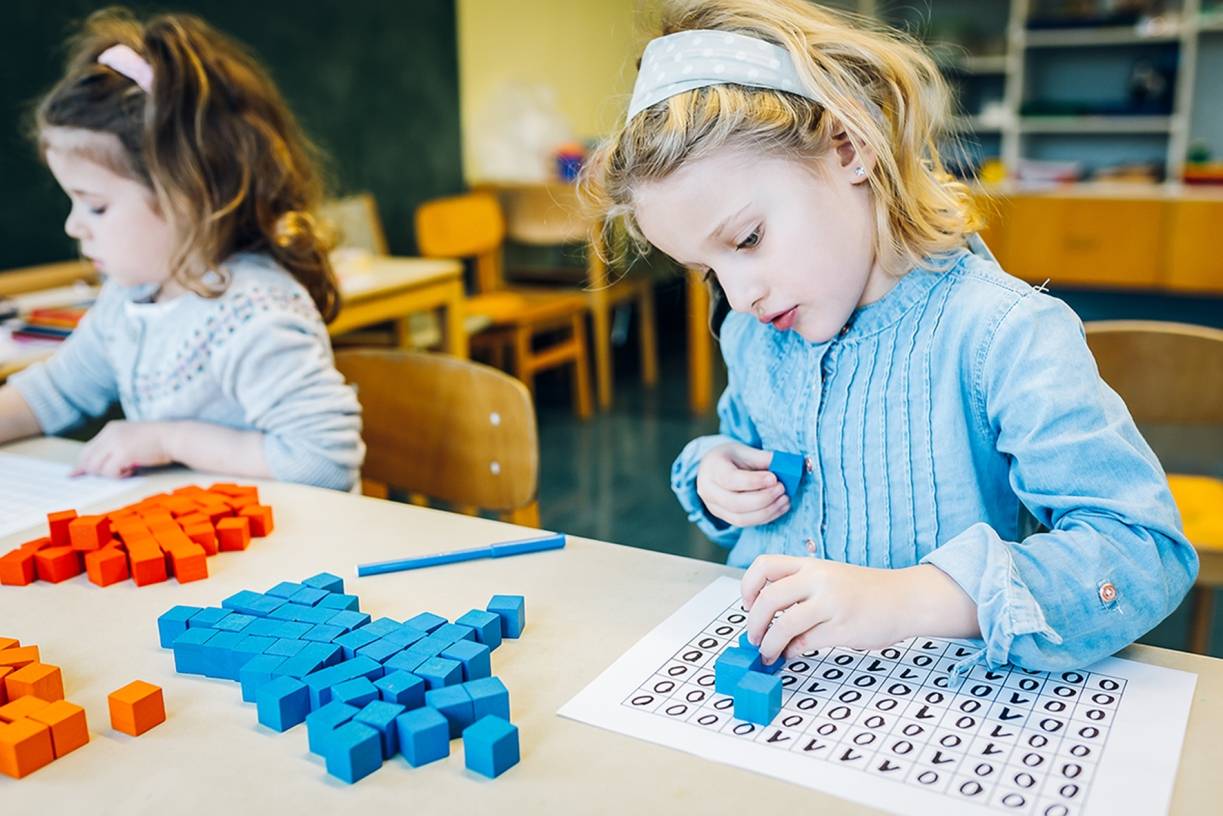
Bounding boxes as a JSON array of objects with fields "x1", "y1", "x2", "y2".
[{"x1": 0, "y1": 0, "x2": 462, "y2": 267}]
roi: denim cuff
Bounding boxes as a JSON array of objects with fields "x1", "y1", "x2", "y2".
[
  {"x1": 671, "y1": 434, "x2": 742, "y2": 546},
  {"x1": 922, "y1": 522, "x2": 1062, "y2": 671}
]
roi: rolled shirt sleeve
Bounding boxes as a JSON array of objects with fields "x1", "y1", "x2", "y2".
[{"x1": 923, "y1": 292, "x2": 1198, "y2": 672}]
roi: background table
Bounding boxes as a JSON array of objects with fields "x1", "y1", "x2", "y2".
[{"x1": 2, "y1": 437, "x2": 1220, "y2": 813}]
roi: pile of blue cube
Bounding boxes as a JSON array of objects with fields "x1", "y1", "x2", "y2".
[
  {"x1": 157, "y1": 571, "x2": 525, "y2": 783},
  {"x1": 714, "y1": 633, "x2": 785, "y2": 725}
]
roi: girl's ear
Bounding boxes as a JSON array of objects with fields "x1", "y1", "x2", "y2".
[{"x1": 832, "y1": 129, "x2": 877, "y2": 185}]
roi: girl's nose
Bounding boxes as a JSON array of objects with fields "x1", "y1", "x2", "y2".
[{"x1": 64, "y1": 208, "x2": 87, "y2": 241}]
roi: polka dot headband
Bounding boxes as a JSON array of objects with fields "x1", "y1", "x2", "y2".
[{"x1": 627, "y1": 29, "x2": 820, "y2": 122}]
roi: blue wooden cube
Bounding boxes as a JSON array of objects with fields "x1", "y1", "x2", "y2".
[
  {"x1": 326, "y1": 610, "x2": 372, "y2": 633},
  {"x1": 360, "y1": 618, "x2": 402, "y2": 638},
  {"x1": 354, "y1": 700, "x2": 405, "y2": 758},
  {"x1": 324, "y1": 721, "x2": 382, "y2": 783},
  {"x1": 714, "y1": 646, "x2": 759, "y2": 694},
  {"x1": 303, "y1": 656, "x2": 382, "y2": 709},
  {"x1": 187, "y1": 607, "x2": 229, "y2": 628},
  {"x1": 416, "y1": 657, "x2": 462, "y2": 689},
  {"x1": 317, "y1": 593, "x2": 360, "y2": 611},
  {"x1": 432, "y1": 623, "x2": 477, "y2": 646},
  {"x1": 302, "y1": 571, "x2": 344, "y2": 594},
  {"x1": 768, "y1": 450, "x2": 804, "y2": 497},
  {"x1": 200, "y1": 630, "x2": 246, "y2": 679},
  {"x1": 221, "y1": 589, "x2": 263, "y2": 613},
  {"x1": 404, "y1": 612, "x2": 447, "y2": 634},
  {"x1": 441, "y1": 640, "x2": 491, "y2": 681},
  {"x1": 733, "y1": 671, "x2": 781, "y2": 725},
  {"x1": 267, "y1": 638, "x2": 310, "y2": 658},
  {"x1": 228, "y1": 634, "x2": 275, "y2": 680},
  {"x1": 356, "y1": 637, "x2": 404, "y2": 664},
  {"x1": 293, "y1": 606, "x2": 336, "y2": 625},
  {"x1": 425, "y1": 685, "x2": 474, "y2": 738},
  {"x1": 171, "y1": 627, "x2": 218, "y2": 675},
  {"x1": 486, "y1": 595, "x2": 525, "y2": 638},
  {"x1": 332, "y1": 677, "x2": 379, "y2": 709},
  {"x1": 240, "y1": 653, "x2": 287, "y2": 702},
  {"x1": 384, "y1": 651, "x2": 427, "y2": 676},
  {"x1": 266, "y1": 581, "x2": 303, "y2": 599},
  {"x1": 375, "y1": 671, "x2": 425, "y2": 709},
  {"x1": 289, "y1": 586, "x2": 328, "y2": 607},
  {"x1": 303, "y1": 624, "x2": 344, "y2": 643},
  {"x1": 456, "y1": 609, "x2": 503, "y2": 651},
  {"x1": 410, "y1": 635, "x2": 451, "y2": 658},
  {"x1": 396, "y1": 707, "x2": 450, "y2": 767},
  {"x1": 256, "y1": 676, "x2": 310, "y2": 732},
  {"x1": 464, "y1": 676, "x2": 510, "y2": 721},
  {"x1": 334, "y1": 627, "x2": 381, "y2": 659},
  {"x1": 158, "y1": 605, "x2": 201, "y2": 648},
  {"x1": 306, "y1": 700, "x2": 358, "y2": 755},
  {"x1": 382, "y1": 625, "x2": 425, "y2": 649},
  {"x1": 462, "y1": 715, "x2": 519, "y2": 779},
  {"x1": 213, "y1": 612, "x2": 256, "y2": 633},
  {"x1": 737, "y1": 632, "x2": 784, "y2": 674}
]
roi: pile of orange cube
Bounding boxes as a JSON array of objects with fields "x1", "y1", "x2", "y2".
[
  {"x1": 0, "y1": 638, "x2": 88, "y2": 778},
  {"x1": 0, "y1": 639, "x2": 167, "y2": 778},
  {"x1": 0, "y1": 483, "x2": 273, "y2": 588}
]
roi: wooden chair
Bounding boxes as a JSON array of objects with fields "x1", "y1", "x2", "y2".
[
  {"x1": 335, "y1": 348, "x2": 541, "y2": 526},
  {"x1": 415, "y1": 192, "x2": 593, "y2": 419},
  {"x1": 1084, "y1": 320, "x2": 1223, "y2": 654},
  {"x1": 318, "y1": 192, "x2": 389, "y2": 256},
  {"x1": 0, "y1": 259, "x2": 97, "y2": 297},
  {"x1": 491, "y1": 182, "x2": 659, "y2": 410}
]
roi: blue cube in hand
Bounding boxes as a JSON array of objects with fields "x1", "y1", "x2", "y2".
[
  {"x1": 396, "y1": 707, "x2": 450, "y2": 767},
  {"x1": 486, "y1": 595, "x2": 525, "y2": 639},
  {"x1": 768, "y1": 450, "x2": 804, "y2": 497},
  {"x1": 714, "y1": 646, "x2": 758, "y2": 695},
  {"x1": 733, "y1": 671, "x2": 781, "y2": 725},
  {"x1": 462, "y1": 715, "x2": 519, "y2": 779}
]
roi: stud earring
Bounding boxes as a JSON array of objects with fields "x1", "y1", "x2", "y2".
[{"x1": 853, "y1": 166, "x2": 866, "y2": 178}]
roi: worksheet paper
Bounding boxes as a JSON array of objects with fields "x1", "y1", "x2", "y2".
[
  {"x1": 559, "y1": 577, "x2": 1197, "y2": 816},
  {"x1": 0, "y1": 452, "x2": 144, "y2": 540}
]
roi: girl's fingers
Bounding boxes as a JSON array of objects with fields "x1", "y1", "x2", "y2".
[
  {"x1": 708, "y1": 493, "x2": 789, "y2": 529},
  {"x1": 704, "y1": 481, "x2": 785, "y2": 514},
  {"x1": 741, "y1": 554, "x2": 804, "y2": 608},
  {"x1": 744, "y1": 574, "x2": 811, "y2": 646},
  {"x1": 717, "y1": 465, "x2": 777, "y2": 492},
  {"x1": 759, "y1": 600, "x2": 826, "y2": 665}
]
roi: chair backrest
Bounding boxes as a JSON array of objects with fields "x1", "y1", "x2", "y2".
[
  {"x1": 415, "y1": 192, "x2": 506, "y2": 293},
  {"x1": 1085, "y1": 320, "x2": 1223, "y2": 425},
  {"x1": 318, "y1": 193, "x2": 389, "y2": 255},
  {"x1": 335, "y1": 349, "x2": 538, "y2": 515}
]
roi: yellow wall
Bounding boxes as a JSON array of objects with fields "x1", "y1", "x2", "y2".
[{"x1": 457, "y1": 0, "x2": 641, "y2": 182}]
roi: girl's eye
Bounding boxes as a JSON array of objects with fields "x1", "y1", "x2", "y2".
[
  {"x1": 736, "y1": 229, "x2": 760, "y2": 250},
  {"x1": 89, "y1": 205, "x2": 107, "y2": 216}
]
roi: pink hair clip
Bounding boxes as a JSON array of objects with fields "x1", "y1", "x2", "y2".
[{"x1": 97, "y1": 44, "x2": 153, "y2": 93}]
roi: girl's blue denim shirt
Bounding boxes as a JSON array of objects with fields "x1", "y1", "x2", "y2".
[{"x1": 671, "y1": 241, "x2": 1198, "y2": 673}]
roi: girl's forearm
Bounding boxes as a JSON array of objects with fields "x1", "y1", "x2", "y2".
[
  {"x1": 899, "y1": 564, "x2": 981, "y2": 641},
  {"x1": 162, "y1": 420, "x2": 271, "y2": 479},
  {"x1": 0, "y1": 385, "x2": 43, "y2": 444}
]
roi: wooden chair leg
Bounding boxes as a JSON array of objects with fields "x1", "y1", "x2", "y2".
[
  {"x1": 687, "y1": 270, "x2": 714, "y2": 414},
  {"x1": 590, "y1": 293, "x2": 614, "y2": 411},
  {"x1": 638, "y1": 283, "x2": 659, "y2": 386},
  {"x1": 1189, "y1": 585, "x2": 1215, "y2": 654},
  {"x1": 512, "y1": 326, "x2": 535, "y2": 398},
  {"x1": 361, "y1": 479, "x2": 389, "y2": 499},
  {"x1": 571, "y1": 314, "x2": 594, "y2": 420},
  {"x1": 502, "y1": 501, "x2": 540, "y2": 528}
]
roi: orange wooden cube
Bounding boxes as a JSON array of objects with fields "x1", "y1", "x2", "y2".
[
  {"x1": 0, "y1": 550, "x2": 36, "y2": 586},
  {"x1": 199, "y1": 502, "x2": 233, "y2": 525},
  {"x1": 18, "y1": 536, "x2": 50, "y2": 552},
  {"x1": 0, "y1": 717, "x2": 54, "y2": 778},
  {"x1": 168, "y1": 544, "x2": 208, "y2": 583},
  {"x1": 238, "y1": 505, "x2": 274, "y2": 537},
  {"x1": 4, "y1": 663, "x2": 63, "y2": 702},
  {"x1": 85, "y1": 547, "x2": 130, "y2": 587},
  {"x1": 108, "y1": 680, "x2": 165, "y2": 736},
  {"x1": 33, "y1": 546, "x2": 83, "y2": 583},
  {"x1": 30, "y1": 700, "x2": 89, "y2": 758},
  {"x1": 0, "y1": 693, "x2": 48, "y2": 722},
  {"x1": 68, "y1": 514, "x2": 111, "y2": 551},
  {"x1": 216, "y1": 516, "x2": 252, "y2": 551},
  {"x1": 183, "y1": 523, "x2": 218, "y2": 555},
  {"x1": 0, "y1": 668, "x2": 9, "y2": 706},
  {"x1": 171, "y1": 484, "x2": 207, "y2": 497},
  {"x1": 46, "y1": 510, "x2": 78, "y2": 548},
  {"x1": 0, "y1": 639, "x2": 17, "y2": 652},
  {"x1": 162, "y1": 496, "x2": 200, "y2": 517},
  {"x1": 0, "y1": 646, "x2": 40, "y2": 670},
  {"x1": 127, "y1": 541, "x2": 167, "y2": 587}
]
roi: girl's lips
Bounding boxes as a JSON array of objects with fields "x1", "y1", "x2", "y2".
[{"x1": 769, "y1": 306, "x2": 798, "y2": 331}]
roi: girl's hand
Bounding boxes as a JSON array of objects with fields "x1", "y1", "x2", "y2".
[
  {"x1": 696, "y1": 441, "x2": 789, "y2": 527},
  {"x1": 72, "y1": 420, "x2": 174, "y2": 478},
  {"x1": 740, "y1": 556, "x2": 980, "y2": 664}
]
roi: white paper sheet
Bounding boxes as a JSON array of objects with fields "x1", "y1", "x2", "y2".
[
  {"x1": 0, "y1": 452, "x2": 144, "y2": 540},
  {"x1": 559, "y1": 577, "x2": 1197, "y2": 816}
]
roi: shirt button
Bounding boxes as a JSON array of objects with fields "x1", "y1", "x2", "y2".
[
  {"x1": 1099, "y1": 582, "x2": 1118, "y2": 603},
  {"x1": 805, "y1": 539, "x2": 817, "y2": 554},
  {"x1": 804, "y1": 457, "x2": 815, "y2": 473}
]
